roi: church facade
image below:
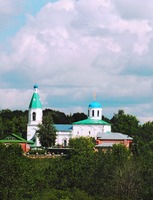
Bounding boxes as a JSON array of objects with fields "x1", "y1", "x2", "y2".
[{"x1": 27, "y1": 85, "x2": 132, "y2": 148}]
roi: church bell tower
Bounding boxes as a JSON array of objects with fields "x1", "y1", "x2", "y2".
[{"x1": 27, "y1": 84, "x2": 42, "y2": 146}]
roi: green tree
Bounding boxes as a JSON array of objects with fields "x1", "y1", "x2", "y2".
[
  {"x1": 0, "y1": 109, "x2": 28, "y2": 139},
  {"x1": 43, "y1": 109, "x2": 70, "y2": 124},
  {"x1": 113, "y1": 159, "x2": 142, "y2": 200},
  {"x1": 131, "y1": 121, "x2": 153, "y2": 156},
  {"x1": 138, "y1": 144, "x2": 153, "y2": 200},
  {"x1": 139, "y1": 121, "x2": 153, "y2": 143},
  {"x1": 0, "y1": 116, "x2": 3, "y2": 138},
  {"x1": 90, "y1": 145, "x2": 131, "y2": 198},
  {"x1": 68, "y1": 136, "x2": 95, "y2": 156},
  {"x1": 0, "y1": 144, "x2": 33, "y2": 199},
  {"x1": 71, "y1": 113, "x2": 87, "y2": 123},
  {"x1": 111, "y1": 110, "x2": 140, "y2": 137},
  {"x1": 66, "y1": 137, "x2": 96, "y2": 192},
  {"x1": 37, "y1": 114, "x2": 57, "y2": 148},
  {"x1": 111, "y1": 144, "x2": 131, "y2": 166},
  {"x1": 11, "y1": 116, "x2": 27, "y2": 138}
]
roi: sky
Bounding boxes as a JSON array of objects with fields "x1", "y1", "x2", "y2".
[{"x1": 1, "y1": 0, "x2": 153, "y2": 123}]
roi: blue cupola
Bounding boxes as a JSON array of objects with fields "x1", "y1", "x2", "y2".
[
  {"x1": 88, "y1": 101, "x2": 102, "y2": 108},
  {"x1": 88, "y1": 100, "x2": 102, "y2": 120}
]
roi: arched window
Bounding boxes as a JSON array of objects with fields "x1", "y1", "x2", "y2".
[
  {"x1": 97, "y1": 110, "x2": 99, "y2": 117},
  {"x1": 92, "y1": 110, "x2": 94, "y2": 117},
  {"x1": 64, "y1": 139, "x2": 67, "y2": 147},
  {"x1": 32, "y1": 112, "x2": 36, "y2": 121}
]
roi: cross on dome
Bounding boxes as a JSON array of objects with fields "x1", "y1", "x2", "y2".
[{"x1": 93, "y1": 92, "x2": 96, "y2": 101}]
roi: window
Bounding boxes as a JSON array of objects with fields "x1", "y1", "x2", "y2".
[
  {"x1": 97, "y1": 110, "x2": 99, "y2": 117},
  {"x1": 92, "y1": 110, "x2": 94, "y2": 117},
  {"x1": 32, "y1": 112, "x2": 36, "y2": 121},
  {"x1": 64, "y1": 139, "x2": 67, "y2": 147}
]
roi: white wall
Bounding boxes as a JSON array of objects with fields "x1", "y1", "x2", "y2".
[
  {"x1": 56, "y1": 131, "x2": 72, "y2": 146},
  {"x1": 72, "y1": 124, "x2": 111, "y2": 139},
  {"x1": 28, "y1": 108, "x2": 42, "y2": 125},
  {"x1": 88, "y1": 108, "x2": 102, "y2": 120}
]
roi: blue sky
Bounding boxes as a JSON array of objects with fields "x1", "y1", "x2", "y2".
[{"x1": 1, "y1": 0, "x2": 153, "y2": 123}]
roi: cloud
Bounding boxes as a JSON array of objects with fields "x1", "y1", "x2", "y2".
[
  {"x1": 0, "y1": 88, "x2": 30, "y2": 110},
  {"x1": 113, "y1": 0, "x2": 153, "y2": 19},
  {"x1": 1, "y1": 0, "x2": 153, "y2": 123},
  {"x1": 0, "y1": 87, "x2": 46, "y2": 111},
  {"x1": 0, "y1": 0, "x2": 24, "y2": 15}
]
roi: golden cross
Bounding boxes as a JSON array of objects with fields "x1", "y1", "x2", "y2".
[{"x1": 93, "y1": 92, "x2": 96, "y2": 101}]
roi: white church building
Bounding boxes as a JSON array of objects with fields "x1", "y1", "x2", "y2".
[
  {"x1": 27, "y1": 85, "x2": 132, "y2": 148},
  {"x1": 27, "y1": 84, "x2": 112, "y2": 147}
]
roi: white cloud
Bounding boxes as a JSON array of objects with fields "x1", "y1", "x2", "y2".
[
  {"x1": 0, "y1": 89, "x2": 30, "y2": 110},
  {"x1": 0, "y1": 87, "x2": 46, "y2": 110},
  {"x1": 1, "y1": 0, "x2": 153, "y2": 123},
  {"x1": 0, "y1": 0, "x2": 24, "y2": 15},
  {"x1": 113, "y1": 0, "x2": 153, "y2": 19}
]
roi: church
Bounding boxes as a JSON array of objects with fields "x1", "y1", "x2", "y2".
[{"x1": 27, "y1": 84, "x2": 132, "y2": 148}]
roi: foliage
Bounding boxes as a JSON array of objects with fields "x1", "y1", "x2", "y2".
[
  {"x1": 111, "y1": 144, "x2": 131, "y2": 165},
  {"x1": 0, "y1": 108, "x2": 153, "y2": 199},
  {"x1": 139, "y1": 121, "x2": 153, "y2": 143},
  {"x1": 43, "y1": 109, "x2": 71, "y2": 124},
  {"x1": 0, "y1": 109, "x2": 28, "y2": 139},
  {"x1": 37, "y1": 114, "x2": 57, "y2": 148},
  {"x1": 71, "y1": 112, "x2": 87, "y2": 122},
  {"x1": 32, "y1": 188, "x2": 93, "y2": 200},
  {"x1": 0, "y1": 140, "x2": 153, "y2": 199},
  {"x1": 0, "y1": 144, "x2": 33, "y2": 199},
  {"x1": 111, "y1": 110, "x2": 140, "y2": 137},
  {"x1": 113, "y1": 159, "x2": 142, "y2": 200},
  {"x1": 68, "y1": 136, "x2": 95, "y2": 156}
]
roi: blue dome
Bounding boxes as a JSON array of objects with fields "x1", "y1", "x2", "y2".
[
  {"x1": 88, "y1": 101, "x2": 102, "y2": 108},
  {"x1": 34, "y1": 84, "x2": 38, "y2": 89}
]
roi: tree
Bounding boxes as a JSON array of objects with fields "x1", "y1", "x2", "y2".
[
  {"x1": 11, "y1": 116, "x2": 27, "y2": 138},
  {"x1": 139, "y1": 121, "x2": 153, "y2": 144},
  {"x1": 37, "y1": 114, "x2": 57, "y2": 148},
  {"x1": 71, "y1": 113, "x2": 87, "y2": 123},
  {"x1": 130, "y1": 121, "x2": 153, "y2": 156},
  {"x1": 68, "y1": 136, "x2": 95, "y2": 156},
  {"x1": 43, "y1": 109, "x2": 70, "y2": 124},
  {"x1": 113, "y1": 159, "x2": 142, "y2": 200},
  {"x1": 0, "y1": 109, "x2": 28, "y2": 139},
  {"x1": 0, "y1": 144, "x2": 33, "y2": 199},
  {"x1": 111, "y1": 110, "x2": 140, "y2": 137}
]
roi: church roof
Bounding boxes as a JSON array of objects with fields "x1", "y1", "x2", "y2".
[
  {"x1": 88, "y1": 101, "x2": 101, "y2": 108},
  {"x1": 73, "y1": 118, "x2": 110, "y2": 125},
  {"x1": 29, "y1": 85, "x2": 42, "y2": 109},
  {"x1": 97, "y1": 132, "x2": 133, "y2": 140},
  {"x1": 0, "y1": 133, "x2": 28, "y2": 143},
  {"x1": 55, "y1": 124, "x2": 72, "y2": 132}
]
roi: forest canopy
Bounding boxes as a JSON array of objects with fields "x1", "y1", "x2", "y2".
[{"x1": 0, "y1": 108, "x2": 153, "y2": 199}]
